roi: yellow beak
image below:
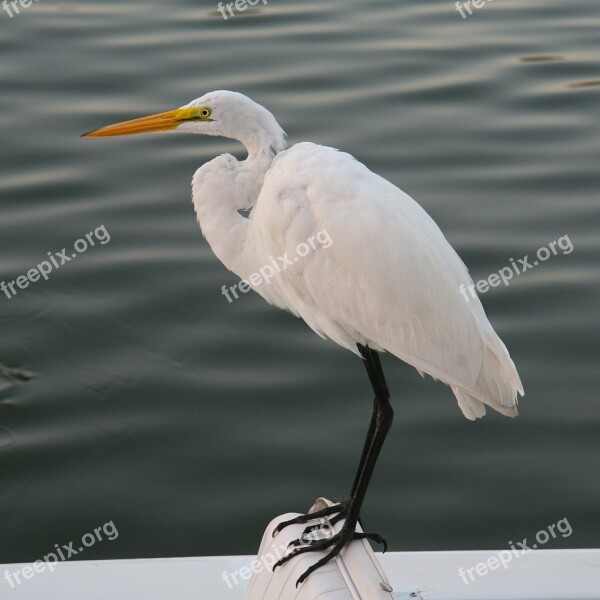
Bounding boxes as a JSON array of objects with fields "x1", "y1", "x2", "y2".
[{"x1": 82, "y1": 107, "x2": 211, "y2": 138}]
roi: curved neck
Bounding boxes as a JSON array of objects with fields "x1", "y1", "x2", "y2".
[{"x1": 192, "y1": 141, "x2": 283, "y2": 280}]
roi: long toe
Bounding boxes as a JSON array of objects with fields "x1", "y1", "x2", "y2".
[
  {"x1": 295, "y1": 535, "x2": 350, "y2": 587},
  {"x1": 292, "y1": 521, "x2": 389, "y2": 585},
  {"x1": 353, "y1": 532, "x2": 388, "y2": 552},
  {"x1": 273, "y1": 533, "x2": 340, "y2": 570},
  {"x1": 272, "y1": 503, "x2": 346, "y2": 537},
  {"x1": 295, "y1": 510, "x2": 347, "y2": 544}
]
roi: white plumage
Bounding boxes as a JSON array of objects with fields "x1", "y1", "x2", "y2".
[{"x1": 189, "y1": 92, "x2": 523, "y2": 420}]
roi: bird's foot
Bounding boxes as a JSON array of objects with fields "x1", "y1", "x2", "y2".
[
  {"x1": 272, "y1": 503, "x2": 387, "y2": 587},
  {"x1": 273, "y1": 521, "x2": 387, "y2": 586},
  {"x1": 271, "y1": 500, "x2": 349, "y2": 539}
]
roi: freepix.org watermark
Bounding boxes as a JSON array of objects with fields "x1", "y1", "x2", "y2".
[
  {"x1": 455, "y1": 0, "x2": 493, "y2": 20},
  {"x1": 1, "y1": 225, "x2": 111, "y2": 301},
  {"x1": 460, "y1": 234, "x2": 573, "y2": 302},
  {"x1": 458, "y1": 517, "x2": 573, "y2": 586},
  {"x1": 222, "y1": 541, "x2": 289, "y2": 589},
  {"x1": 1, "y1": 0, "x2": 39, "y2": 18},
  {"x1": 222, "y1": 522, "x2": 334, "y2": 589},
  {"x1": 3, "y1": 520, "x2": 119, "y2": 589},
  {"x1": 217, "y1": 0, "x2": 267, "y2": 20},
  {"x1": 221, "y1": 228, "x2": 332, "y2": 303}
]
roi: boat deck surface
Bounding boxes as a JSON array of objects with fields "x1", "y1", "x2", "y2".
[{"x1": 1, "y1": 549, "x2": 598, "y2": 600}]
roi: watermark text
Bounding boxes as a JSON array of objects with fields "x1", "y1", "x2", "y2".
[
  {"x1": 458, "y1": 517, "x2": 573, "y2": 585},
  {"x1": 4, "y1": 520, "x2": 119, "y2": 589},
  {"x1": 217, "y1": 0, "x2": 267, "y2": 20},
  {"x1": 1, "y1": 225, "x2": 111, "y2": 301},
  {"x1": 460, "y1": 234, "x2": 573, "y2": 302},
  {"x1": 221, "y1": 228, "x2": 332, "y2": 303}
]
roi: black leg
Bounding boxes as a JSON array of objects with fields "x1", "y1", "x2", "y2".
[
  {"x1": 350, "y1": 344, "x2": 390, "y2": 497},
  {"x1": 348, "y1": 344, "x2": 392, "y2": 511},
  {"x1": 273, "y1": 344, "x2": 394, "y2": 586}
]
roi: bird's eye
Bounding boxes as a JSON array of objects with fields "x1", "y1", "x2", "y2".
[{"x1": 200, "y1": 108, "x2": 212, "y2": 118}]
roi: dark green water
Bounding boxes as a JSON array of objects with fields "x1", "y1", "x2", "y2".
[{"x1": 0, "y1": 0, "x2": 598, "y2": 568}]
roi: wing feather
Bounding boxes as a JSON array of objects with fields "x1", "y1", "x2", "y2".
[{"x1": 251, "y1": 143, "x2": 523, "y2": 419}]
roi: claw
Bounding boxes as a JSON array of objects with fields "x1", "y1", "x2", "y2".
[
  {"x1": 354, "y1": 532, "x2": 388, "y2": 552},
  {"x1": 272, "y1": 503, "x2": 345, "y2": 537},
  {"x1": 287, "y1": 537, "x2": 305, "y2": 549},
  {"x1": 273, "y1": 514, "x2": 309, "y2": 538},
  {"x1": 274, "y1": 536, "x2": 334, "y2": 571},
  {"x1": 295, "y1": 535, "x2": 349, "y2": 587}
]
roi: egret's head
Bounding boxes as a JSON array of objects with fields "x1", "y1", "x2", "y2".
[{"x1": 83, "y1": 90, "x2": 286, "y2": 155}]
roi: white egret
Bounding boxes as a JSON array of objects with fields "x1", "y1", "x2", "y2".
[{"x1": 83, "y1": 91, "x2": 524, "y2": 586}]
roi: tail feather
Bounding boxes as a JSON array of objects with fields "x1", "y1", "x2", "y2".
[
  {"x1": 453, "y1": 386, "x2": 519, "y2": 421},
  {"x1": 453, "y1": 335, "x2": 523, "y2": 420}
]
